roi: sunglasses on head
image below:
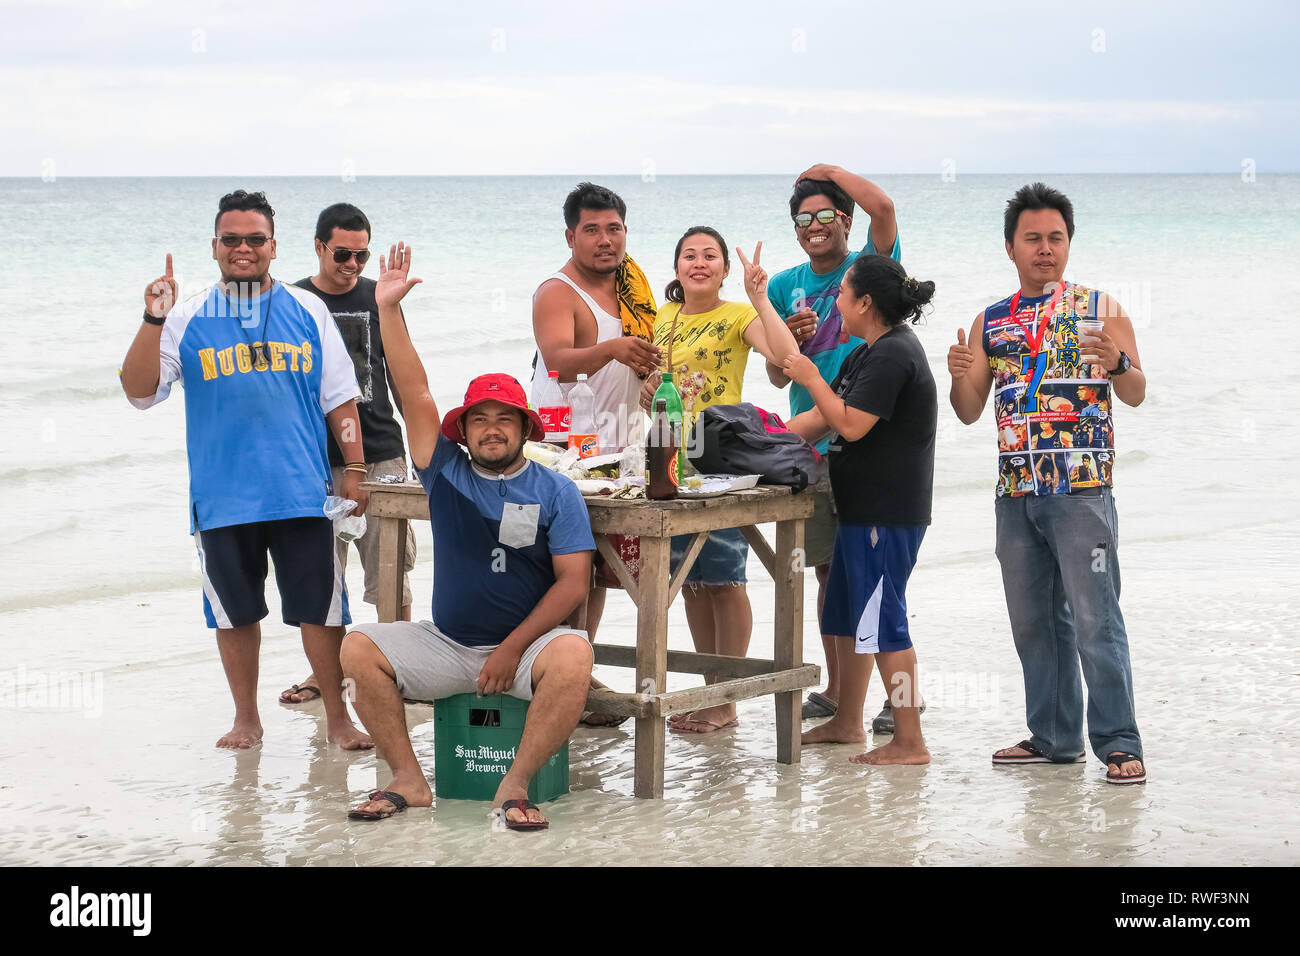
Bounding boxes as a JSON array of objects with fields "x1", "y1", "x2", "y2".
[
  {"x1": 792, "y1": 208, "x2": 846, "y2": 229},
  {"x1": 322, "y1": 243, "x2": 370, "y2": 265},
  {"x1": 217, "y1": 233, "x2": 272, "y2": 247}
]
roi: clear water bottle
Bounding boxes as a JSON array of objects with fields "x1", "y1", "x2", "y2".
[
  {"x1": 567, "y1": 373, "x2": 600, "y2": 458},
  {"x1": 536, "y1": 370, "x2": 570, "y2": 445}
]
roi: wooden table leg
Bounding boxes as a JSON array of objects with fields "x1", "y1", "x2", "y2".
[
  {"x1": 376, "y1": 516, "x2": 406, "y2": 625},
  {"x1": 633, "y1": 534, "x2": 670, "y2": 798},
  {"x1": 774, "y1": 517, "x2": 805, "y2": 765}
]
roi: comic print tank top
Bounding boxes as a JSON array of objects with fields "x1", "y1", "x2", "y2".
[{"x1": 983, "y1": 281, "x2": 1115, "y2": 498}]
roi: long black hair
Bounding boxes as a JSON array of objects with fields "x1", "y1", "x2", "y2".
[
  {"x1": 842, "y1": 255, "x2": 935, "y2": 327},
  {"x1": 663, "y1": 226, "x2": 730, "y2": 304}
]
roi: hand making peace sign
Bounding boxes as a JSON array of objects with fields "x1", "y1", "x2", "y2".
[{"x1": 735, "y1": 242, "x2": 768, "y2": 302}]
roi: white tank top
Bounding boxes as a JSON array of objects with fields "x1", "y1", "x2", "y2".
[{"x1": 531, "y1": 272, "x2": 643, "y2": 452}]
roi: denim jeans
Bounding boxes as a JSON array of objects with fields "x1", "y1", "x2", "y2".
[{"x1": 994, "y1": 489, "x2": 1142, "y2": 762}]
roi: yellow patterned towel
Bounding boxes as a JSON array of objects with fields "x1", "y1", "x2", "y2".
[{"x1": 616, "y1": 255, "x2": 657, "y2": 341}]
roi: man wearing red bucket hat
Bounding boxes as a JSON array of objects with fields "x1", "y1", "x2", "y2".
[{"x1": 341, "y1": 243, "x2": 596, "y2": 831}]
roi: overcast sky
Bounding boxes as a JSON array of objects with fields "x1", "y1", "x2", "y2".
[{"x1": 4, "y1": 0, "x2": 1296, "y2": 176}]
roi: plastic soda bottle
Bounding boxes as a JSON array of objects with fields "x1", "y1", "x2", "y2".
[
  {"x1": 652, "y1": 371, "x2": 685, "y2": 481},
  {"x1": 647, "y1": 398, "x2": 679, "y2": 500},
  {"x1": 567, "y1": 373, "x2": 600, "y2": 458},
  {"x1": 537, "y1": 370, "x2": 571, "y2": 445}
]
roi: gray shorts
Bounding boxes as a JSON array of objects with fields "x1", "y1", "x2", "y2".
[
  {"x1": 332, "y1": 457, "x2": 417, "y2": 607},
  {"x1": 803, "y1": 479, "x2": 838, "y2": 569},
  {"x1": 355, "y1": 620, "x2": 589, "y2": 702}
]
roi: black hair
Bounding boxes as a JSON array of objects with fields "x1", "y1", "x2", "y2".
[
  {"x1": 563, "y1": 182, "x2": 627, "y2": 229},
  {"x1": 788, "y1": 178, "x2": 854, "y2": 220},
  {"x1": 842, "y1": 254, "x2": 935, "y2": 327},
  {"x1": 1004, "y1": 182, "x2": 1075, "y2": 243},
  {"x1": 663, "y1": 226, "x2": 729, "y2": 304},
  {"x1": 314, "y1": 202, "x2": 371, "y2": 243},
  {"x1": 215, "y1": 189, "x2": 275, "y2": 236}
]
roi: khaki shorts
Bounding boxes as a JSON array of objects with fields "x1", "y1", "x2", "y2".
[
  {"x1": 803, "y1": 479, "x2": 838, "y2": 569},
  {"x1": 332, "y1": 457, "x2": 417, "y2": 607},
  {"x1": 355, "y1": 620, "x2": 590, "y2": 702}
]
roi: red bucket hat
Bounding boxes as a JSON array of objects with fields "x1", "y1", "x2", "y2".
[{"x1": 440, "y1": 373, "x2": 546, "y2": 444}]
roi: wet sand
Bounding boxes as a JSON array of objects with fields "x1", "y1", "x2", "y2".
[{"x1": 2, "y1": 509, "x2": 1295, "y2": 867}]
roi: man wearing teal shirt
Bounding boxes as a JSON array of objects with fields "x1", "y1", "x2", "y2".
[{"x1": 764, "y1": 164, "x2": 901, "y2": 731}]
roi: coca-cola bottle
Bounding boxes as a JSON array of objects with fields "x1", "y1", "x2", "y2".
[{"x1": 536, "y1": 370, "x2": 570, "y2": 445}]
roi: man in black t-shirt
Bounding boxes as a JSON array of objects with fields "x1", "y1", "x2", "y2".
[{"x1": 280, "y1": 203, "x2": 417, "y2": 705}]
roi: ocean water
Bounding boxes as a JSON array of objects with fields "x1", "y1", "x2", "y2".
[{"x1": 2, "y1": 174, "x2": 1298, "y2": 865}]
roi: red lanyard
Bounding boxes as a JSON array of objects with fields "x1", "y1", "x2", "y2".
[{"x1": 1007, "y1": 281, "x2": 1065, "y2": 363}]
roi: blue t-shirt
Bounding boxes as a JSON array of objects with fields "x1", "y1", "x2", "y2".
[
  {"x1": 766, "y1": 232, "x2": 902, "y2": 453},
  {"x1": 419, "y1": 434, "x2": 596, "y2": 647},
  {"x1": 129, "y1": 281, "x2": 360, "y2": 532}
]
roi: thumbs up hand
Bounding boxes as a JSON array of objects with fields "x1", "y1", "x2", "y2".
[{"x1": 948, "y1": 327, "x2": 974, "y2": 378}]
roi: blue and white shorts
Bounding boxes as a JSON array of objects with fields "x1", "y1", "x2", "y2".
[{"x1": 821, "y1": 524, "x2": 926, "y2": 654}]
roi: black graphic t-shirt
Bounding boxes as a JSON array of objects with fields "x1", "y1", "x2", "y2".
[
  {"x1": 827, "y1": 326, "x2": 937, "y2": 526},
  {"x1": 294, "y1": 276, "x2": 405, "y2": 465}
]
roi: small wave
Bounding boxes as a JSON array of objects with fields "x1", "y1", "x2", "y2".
[
  {"x1": 0, "y1": 450, "x2": 182, "y2": 485},
  {"x1": 0, "y1": 574, "x2": 197, "y2": 614}
]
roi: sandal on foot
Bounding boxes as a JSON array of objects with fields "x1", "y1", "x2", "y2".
[
  {"x1": 801, "y1": 692, "x2": 838, "y2": 719},
  {"x1": 992, "y1": 739, "x2": 1085, "y2": 764},
  {"x1": 1105, "y1": 752, "x2": 1147, "y2": 785},
  {"x1": 870, "y1": 697, "x2": 928, "y2": 734},
  {"x1": 347, "y1": 789, "x2": 408, "y2": 821},
  {"x1": 280, "y1": 683, "x2": 321, "y2": 704},
  {"x1": 497, "y1": 798, "x2": 548, "y2": 831}
]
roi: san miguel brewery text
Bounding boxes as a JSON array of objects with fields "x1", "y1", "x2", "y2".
[
  {"x1": 49, "y1": 886, "x2": 151, "y2": 936},
  {"x1": 455, "y1": 743, "x2": 517, "y2": 773}
]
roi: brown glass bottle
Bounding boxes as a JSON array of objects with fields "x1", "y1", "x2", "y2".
[{"x1": 646, "y1": 399, "x2": 679, "y2": 500}]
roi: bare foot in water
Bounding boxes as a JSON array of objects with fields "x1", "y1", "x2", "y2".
[
  {"x1": 849, "y1": 740, "x2": 930, "y2": 765},
  {"x1": 217, "y1": 722, "x2": 263, "y2": 749},
  {"x1": 801, "y1": 718, "x2": 868, "y2": 745},
  {"x1": 328, "y1": 720, "x2": 374, "y2": 751}
]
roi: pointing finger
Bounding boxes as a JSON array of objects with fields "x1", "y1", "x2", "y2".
[
  {"x1": 735, "y1": 246, "x2": 750, "y2": 270},
  {"x1": 753, "y1": 241, "x2": 761, "y2": 266},
  {"x1": 165, "y1": 253, "x2": 173, "y2": 278}
]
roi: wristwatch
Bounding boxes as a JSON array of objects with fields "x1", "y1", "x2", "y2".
[
  {"x1": 1108, "y1": 351, "x2": 1131, "y2": 376},
  {"x1": 143, "y1": 308, "x2": 165, "y2": 327}
]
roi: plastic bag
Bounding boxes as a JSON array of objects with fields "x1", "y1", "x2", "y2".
[{"x1": 324, "y1": 495, "x2": 367, "y2": 542}]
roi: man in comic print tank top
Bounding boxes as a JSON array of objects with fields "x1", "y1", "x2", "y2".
[{"x1": 947, "y1": 183, "x2": 1149, "y2": 785}]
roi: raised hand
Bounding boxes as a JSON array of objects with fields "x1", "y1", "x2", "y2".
[
  {"x1": 735, "y1": 242, "x2": 769, "y2": 302},
  {"x1": 376, "y1": 243, "x2": 422, "y2": 308},
  {"x1": 948, "y1": 328, "x2": 974, "y2": 378},
  {"x1": 796, "y1": 163, "x2": 841, "y2": 184},
  {"x1": 144, "y1": 253, "x2": 178, "y2": 320}
]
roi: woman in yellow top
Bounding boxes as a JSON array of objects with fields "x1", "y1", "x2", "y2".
[{"x1": 640, "y1": 226, "x2": 800, "y2": 734}]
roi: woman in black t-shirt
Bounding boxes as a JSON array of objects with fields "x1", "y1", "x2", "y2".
[{"x1": 780, "y1": 254, "x2": 937, "y2": 766}]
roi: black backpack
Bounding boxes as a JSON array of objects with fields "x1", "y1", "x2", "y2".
[{"x1": 687, "y1": 403, "x2": 825, "y2": 491}]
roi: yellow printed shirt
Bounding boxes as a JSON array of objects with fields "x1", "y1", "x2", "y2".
[{"x1": 653, "y1": 300, "x2": 758, "y2": 424}]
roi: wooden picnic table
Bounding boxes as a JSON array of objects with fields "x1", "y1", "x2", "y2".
[{"x1": 363, "y1": 479, "x2": 819, "y2": 799}]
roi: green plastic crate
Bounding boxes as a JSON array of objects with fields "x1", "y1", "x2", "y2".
[{"x1": 433, "y1": 693, "x2": 569, "y2": 803}]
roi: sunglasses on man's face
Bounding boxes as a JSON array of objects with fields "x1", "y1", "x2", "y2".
[
  {"x1": 322, "y1": 243, "x2": 370, "y2": 265},
  {"x1": 792, "y1": 208, "x2": 845, "y2": 229},
  {"x1": 217, "y1": 234, "x2": 272, "y2": 247}
]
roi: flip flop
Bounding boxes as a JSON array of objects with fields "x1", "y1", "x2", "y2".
[
  {"x1": 347, "y1": 789, "x2": 408, "y2": 821},
  {"x1": 802, "y1": 692, "x2": 838, "y2": 719},
  {"x1": 279, "y1": 683, "x2": 321, "y2": 704},
  {"x1": 1105, "y1": 752, "x2": 1147, "y2": 785},
  {"x1": 992, "y1": 739, "x2": 1085, "y2": 764},
  {"x1": 670, "y1": 715, "x2": 739, "y2": 735},
  {"x1": 497, "y1": 798, "x2": 548, "y2": 831}
]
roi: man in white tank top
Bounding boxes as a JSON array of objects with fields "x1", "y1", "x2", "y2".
[
  {"x1": 532, "y1": 184, "x2": 662, "y2": 724},
  {"x1": 531, "y1": 183, "x2": 662, "y2": 453}
]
